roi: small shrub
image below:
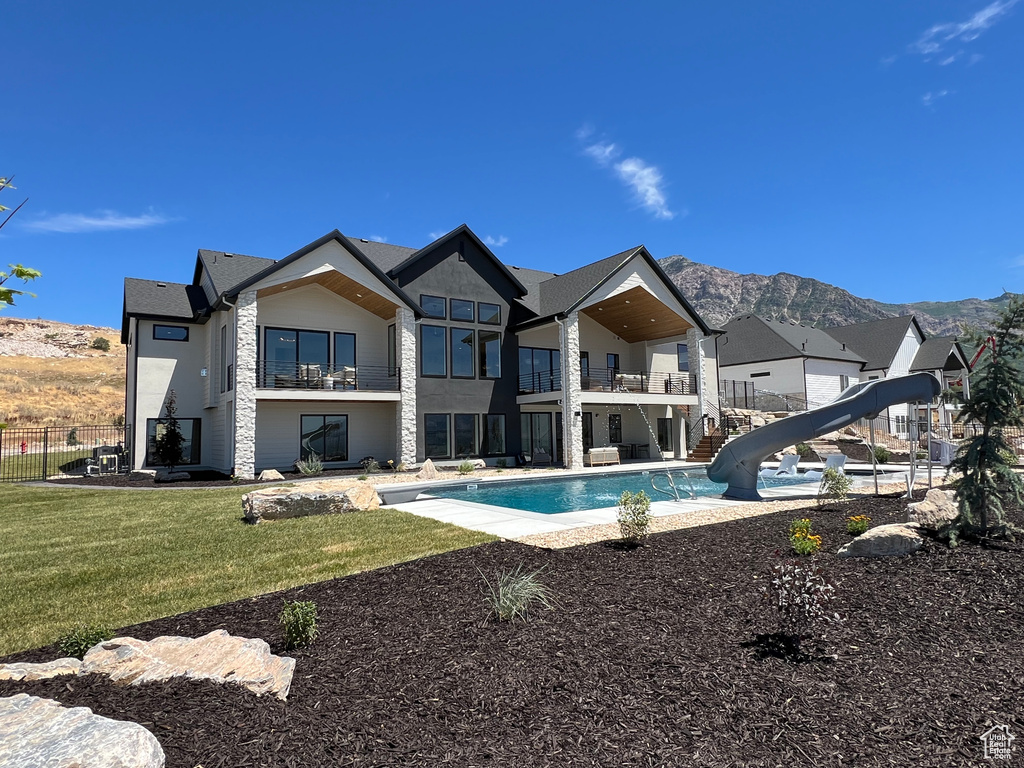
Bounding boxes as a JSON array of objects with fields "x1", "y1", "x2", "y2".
[
  {"x1": 458, "y1": 461, "x2": 475, "y2": 475},
  {"x1": 762, "y1": 560, "x2": 840, "y2": 657},
  {"x1": 481, "y1": 564, "x2": 554, "y2": 622},
  {"x1": 495, "y1": 458, "x2": 508, "y2": 469},
  {"x1": 57, "y1": 625, "x2": 113, "y2": 659},
  {"x1": 395, "y1": 461, "x2": 407, "y2": 473},
  {"x1": 788, "y1": 518, "x2": 822, "y2": 555},
  {"x1": 817, "y1": 466, "x2": 852, "y2": 507},
  {"x1": 65, "y1": 427, "x2": 79, "y2": 446},
  {"x1": 280, "y1": 600, "x2": 319, "y2": 650},
  {"x1": 618, "y1": 490, "x2": 652, "y2": 546},
  {"x1": 846, "y1": 515, "x2": 871, "y2": 536},
  {"x1": 357, "y1": 474, "x2": 368, "y2": 481},
  {"x1": 360, "y1": 457, "x2": 381, "y2": 474},
  {"x1": 90, "y1": 336, "x2": 111, "y2": 351},
  {"x1": 871, "y1": 444, "x2": 891, "y2": 464},
  {"x1": 44, "y1": 332, "x2": 59, "y2": 340},
  {"x1": 795, "y1": 443, "x2": 813, "y2": 459},
  {"x1": 295, "y1": 453, "x2": 324, "y2": 476}
]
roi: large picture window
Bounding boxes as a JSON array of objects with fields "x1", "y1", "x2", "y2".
[
  {"x1": 479, "y1": 331, "x2": 501, "y2": 378},
  {"x1": 334, "y1": 333, "x2": 356, "y2": 370},
  {"x1": 454, "y1": 414, "x2": 479, "y2": 457},
  {"x1": 145, "y1": 418, "x2": 201, "y2": 466},
  {"x1": 451, "y1": 328, "x2": 475, "y2": 378},
  {"x1": 482, "y1": 414, "x2": 506, "y2": 455},
  {"x1": 420, "y1": 325, "x2": 447, "y2": 377},
  {"x1": 300, "y1": 415, "x2": 348, "y2": 462},
  {"x1": 518, "y1": 347, "x2": 561, "y2": 393},
  {"x1": 263, "y1": 327, "x2": 329, "y2": 380},
  {"x1": 424, "y1": 414, "x2": 450, "y2": 458}
]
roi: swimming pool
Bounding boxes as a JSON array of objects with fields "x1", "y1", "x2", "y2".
[{"x1": 433, "y1": 469, "x2": 814, "y2": 515}]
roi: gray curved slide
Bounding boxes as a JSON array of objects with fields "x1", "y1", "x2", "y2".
[{"x1": 707, "y1": 372, "x2": 942, "y2": 500}]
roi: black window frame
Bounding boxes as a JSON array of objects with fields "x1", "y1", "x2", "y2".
[
  {"x1": 479, "y1": 330, "x2": 501, "y2": 379},
  {"x1": 609, "y1": 413, "x2": 623, "y2": 444},
  {"x1": 607, "y1": 353, "x2": 620, "y2": 373},
  {"x1": 750, "y1": 371, "x2": 771, "y2": 378},
  {"x1": 387, "y1": 324, "x2": 397, "y2": 377},
  {"x1": 420, "y1": 324, "x2": 448, "y2": 378},
  {"x1": 153, "y1": 324, "x2": 189, "y2": 342},
  {"x1": 333, "y1": 331, "x2": 357, "y2": 371},
  {"x1": 450, "y1": 298, "x2": 475, "y2": 322},
  {"x1": 299, "y1": 414, "x2": 349, "y2": 463},
  {"x1": 677, "y1": 343, "x2": 689, "y2": 372},
  {"x1": 144, "y1": 418, "x2": 201, "y2": 467},
  {"x1": 478, "y1": 302, "x2": 501, "y2": 325},
  {"x1": 657, "y1": 417, "x2": 673, "y2": 453},
  {"x1": 424, "y1": 413, "x2": 451, "y2": 459},
  {"x1": 482, "y1": 414, "x2": 506, "y2": 456},
  {"x1": 454, "y1": 413, "x2": 479, "y2": 457},
  {"x1": 420, "y1": 294, "x2": 446, "y2": 319},
  {"x1": 580, "y1": 351, "x2": 590, "y2": 377},
  {"x1": 450, "y1": 327, "x2": 476, "y2": 379}
]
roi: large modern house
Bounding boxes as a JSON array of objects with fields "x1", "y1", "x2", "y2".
[{"x1": 122, "y1": 225, "x2": 721, "y2": 478}]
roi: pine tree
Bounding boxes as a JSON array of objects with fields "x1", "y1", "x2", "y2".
[
  {"x1": 154, "y1": 390, "x2": 185, "y2": 471},
  {"x1": 946, "y1": 295, "x2": 1024, "y2": 545}
]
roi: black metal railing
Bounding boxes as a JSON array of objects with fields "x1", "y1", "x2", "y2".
[
  {"x1": 519, "y1": 368, "x2": 698, "y2": 396},
  {"x1": 0, "y1": 424, "x2": 132, "y2": 482},
  {"x1": 256, "y1": 361, "x2": 400, "y2": 392},
  {"x1": 719, "y1": 379, "x2": 812, "y2": 412}
]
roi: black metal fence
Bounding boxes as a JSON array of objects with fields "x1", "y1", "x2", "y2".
[
  {"x1": 719, "y1": 379, "x2": 811, "y2": 412},
  {"x1": 0, "y1": 424, "x2": 132, "y2": 482}
]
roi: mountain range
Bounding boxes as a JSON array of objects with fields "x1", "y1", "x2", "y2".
[{"x1": 659, "y1": 256, "x2": 1013, "y2": 337}]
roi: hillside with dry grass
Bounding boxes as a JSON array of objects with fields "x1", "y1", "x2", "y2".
[{"x1": 0, "y1": 317, "x2": 125, "y2": 428}]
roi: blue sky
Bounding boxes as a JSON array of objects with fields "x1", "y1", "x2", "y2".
[{"x1": 5, "y1": 1, "x2": 1022, "y2": 328}]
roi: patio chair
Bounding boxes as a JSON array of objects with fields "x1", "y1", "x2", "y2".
[
  {"x1": 803, "y1": 454, "x2": 847, "y2": 481},
  {"x1": 759, "y1": 454, "x2": 799, "y2": 477},
  {"x1": 532, "y1": 449, "x2": 553, "y2": 467}
]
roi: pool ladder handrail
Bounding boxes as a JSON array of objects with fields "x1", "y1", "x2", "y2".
[{"x1": 650, "y1": 470, "x2": 697, "y2": 501}]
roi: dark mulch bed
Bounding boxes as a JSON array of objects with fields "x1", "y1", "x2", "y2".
[
  {"x1": 45, "y1": 467, "x2": 389, "y2": 488},
  {"x1": 4, "y1": 490, "x2": 1023, "y2": 767}
]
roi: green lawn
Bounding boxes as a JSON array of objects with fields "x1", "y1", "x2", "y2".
[
  {"x1": 0, "y1": 448, "x2": 95, "y2": 481},
  {"x1": 0, "y1": 484, "x2": 493, "y2": 656}
]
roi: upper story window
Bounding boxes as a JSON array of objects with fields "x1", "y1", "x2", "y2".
[
  {"x1": 450, "y1": 299, "x2": 475, "y2": 322},
  {"x1": 677, "y1": 343, "x2": 689, "y2": 372},
  {"x1": 451, "y1": 328, "x2": 475, "y2": 378},
  {"x1": 478, "y1": 302, "x2": 501, "y2": 325},
  {"x1": 580, "y1": 351, "x2": 590, "y2": 376},
  {"x1": 607, "y1": 353, "x2": 620, "y2": 373},
  {"x1": 420, "y1": 295, "x2": 446, "y2": 319},
  {"x1": 420, "y1": 325, "x2": 447, "y2": 377},
  {"x1": 153, "y1": 324, "x2": 189, "y2": 342}
]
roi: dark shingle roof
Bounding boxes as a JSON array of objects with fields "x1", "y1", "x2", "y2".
[
  {"x1": 124, "y1": 278, "x2": 209, "y2": 319},
  {"x1": 351, "y1": 239, "x2": 418, "y2": 274},
  {"x1": 719, "y1": 315, "x2": 866, "y2": 367},
  {"x1": 536, "y1": 247, "x2": 642, "y2": 318},
  {"x1": 197, "y1": 250, "x2": 274, "y2": 302},
  {"x1": 825, "y1": 315, "x2": 917, "y2": 371},
  {"x1": 911, "y1": 336, "x2": 963, "y2": 372},
  {"x1": 507, "y1": 265, "x2": 557, "y2": 314}
]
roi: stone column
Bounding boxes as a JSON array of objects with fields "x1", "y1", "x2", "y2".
[
  {"x1": 233, "y1": 291, "x2": 258, "y2": 479},
  {"x1": 560, "y1": 313, "x2": 584, "y2": 470},
  {"x1": 395, "y1": 307, "x2": 417, "y2": 467},
  {"x1": 686, "y1": 328, "x2": 708, "y2": 434}
]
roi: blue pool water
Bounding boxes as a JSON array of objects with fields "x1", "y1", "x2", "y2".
[{"x1": 435, "y1": 470, "x2": 813, "y2": 515}]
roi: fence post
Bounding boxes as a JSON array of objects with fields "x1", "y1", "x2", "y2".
[{"x1": 41, "y1": 427, "x2": 49, "y2": 481}]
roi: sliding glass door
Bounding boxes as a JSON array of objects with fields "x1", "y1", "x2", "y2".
[{"x1": 520, "y1": 413, "x2": 553, "y2": 458}]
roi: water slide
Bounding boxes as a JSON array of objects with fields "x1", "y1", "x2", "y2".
[{"x1": 707, "y1": 372, "x2": 942, "y2": 500}]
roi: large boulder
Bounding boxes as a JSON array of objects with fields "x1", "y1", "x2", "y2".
[
  {"x1": 242, "y1": 484, "x2": 380, "y2": 523},
  {"x1": 82, "y1": 630, "x2": 295, "y2": 700},
  {"x1": 153, "y1": 470, "x2": 189, "y2": 483},
  {"x1": 0, "y1": 693, "x2": 164, "y2": 768},
  {"x1": 905, "y1": 488, "x2": 959, "y2": 532},
  {"x1": 417, "y1": 458, "x2": 438, "y2": 479},
  {"x1": 258, "y1": 469, "x2": 285, "y2": 482},
  {"x1": 837, "y1": 523, "x2": 924, "y2": 558},
  {"x1": 0, "y1": 658, "x2": 81, "y2": 682}
]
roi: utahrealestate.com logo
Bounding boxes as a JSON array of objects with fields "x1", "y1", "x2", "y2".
[{"x1": 981, "y1": 724, "x2": 1016, "y2": 761}]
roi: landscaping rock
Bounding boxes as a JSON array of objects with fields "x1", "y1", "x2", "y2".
[
  {"x1": 905, "y1": 488, "x2": 959, "y2": 532},
  {"x1": 153, "y1": 470, "x2": 190, "y2": 483},
  {"x1": 81, "y1": 630, "x2": 295, "y2": 700},
  {"x1": 258, "y1": 469, "x2": 285, "y2": 482},
  {"x1": 0, "y1": 658, "x2": 81, "y2": 682},
  {"x1": 836, "y1": 439, "x2": 872, "y2": 463},
  {"x1": 0, "y1": 693, "x2": 165, "y2": 768},
  {"x1": 837, "y1": 523, "x2": 924, "y2": 558},
  {"x1": 417, "y1": 458, "x2": 438, "y2": 480},
  {"x1": 242, "y1": 485, "x2": 380, "y2": 523},
  {"x1": 128, "y1": 470, "x2": 157, "y2": 481}
]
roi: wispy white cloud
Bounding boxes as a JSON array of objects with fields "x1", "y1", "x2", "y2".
[
  {"x1": 368, "y1": 234, "x2": 387, "y2": 243},
  {"x1": 939, "y1": 51, "x2": 963, "y2": 66},
  {"x1": 484, "y1": 235, "x2": 508, "y2": 248},
  {"x1": 428, "y1": 230, "x2": 447, "y2": 241},
  {"x1": 23, "y1": 209, "x2": 175, "y2": 234},
  {"x1": 921, "y1": 89, "x2": 951, "y2": 106},
  {"x1": 578, "y1": 127, "x2": 676, "y2": 220},
  {"x1": 912, "y1": 0, "x2": 1018, "y2": 58},
  {"x1": 880, "y1": 54, "x2": 898, "y2": 67}
]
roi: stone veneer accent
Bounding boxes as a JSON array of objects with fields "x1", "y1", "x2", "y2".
[
  {"x1": 233, "y1": 291, "x2": 258, "y2": 479},
  {"x1": 559, "y1": 312, "x2": 585, "y2": 470},
  {"x1": 686, "y1": 327, "x2": 708, "y2": 441},
  {"x1": 395, "y1": 307, "x2": 417, "y2": 466}
]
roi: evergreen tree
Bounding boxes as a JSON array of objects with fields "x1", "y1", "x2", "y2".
[
  {"x1": 946, "y1": 294, "x2": 1024, "y2": 545},
  {"x1": 154, "y1": 390, "x2": 185, "y2": 471}
]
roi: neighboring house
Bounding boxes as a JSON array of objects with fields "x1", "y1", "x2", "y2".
[
  {"x1": 717, "y1": 313, "x2": 970, "y2": 438},
  {"x1": 122, "y1": 225, "x2": 720, "y2": 477}
]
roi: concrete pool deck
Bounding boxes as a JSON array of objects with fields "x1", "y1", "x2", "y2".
[{"x1": 385, "y1": 462, "x2": 923, "y2": 543}]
